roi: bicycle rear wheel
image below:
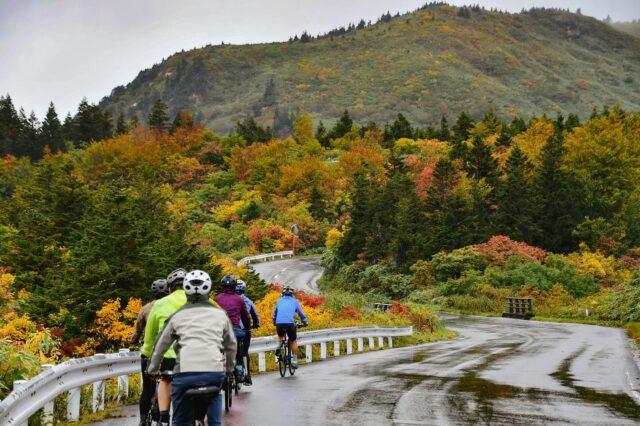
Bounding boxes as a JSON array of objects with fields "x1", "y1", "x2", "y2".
[
  {"x1": 288, "y1": 340, "x2": 296, "y2": 376},
  {"x1": 278, "y1": 341, "x2": 287, "y2": 377},
  {"x1": 224, "y1": 376, "x2": 232, "y2": 412}
]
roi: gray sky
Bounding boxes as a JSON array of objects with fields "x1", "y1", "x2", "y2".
[{"x1": 1, "y1": 0, "x2": 638, "y2": 119}]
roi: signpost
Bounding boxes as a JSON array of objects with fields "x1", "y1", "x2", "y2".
[{"x1": 291, "y1": 224, "x2": 299, "y2": 255}]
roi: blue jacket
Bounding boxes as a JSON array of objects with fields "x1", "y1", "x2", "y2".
[
  {"x1": 241, "y1": 294, "x2": 260, "y2": 329},
  {"x1": 273, "y1": 296, "x2": 308, "y2": 325}
]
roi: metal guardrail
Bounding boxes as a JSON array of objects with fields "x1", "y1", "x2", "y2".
[
  {"x1": 0, "y1": 325, "x2": 412, "y2": 424},
  {"x1": 238, "y1": 250, "x2": 294, "y2": 265}
]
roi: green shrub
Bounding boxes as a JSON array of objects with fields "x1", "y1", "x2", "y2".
[
  {"x1": 437, "y1": 270, "x2": 483, "y2": 296},
  {"x1": 0, "y1": 340, "x2": 39, "y2": 399},
  {"x1": 431, "y1": 247, "x2": 488, "y2": 282}
]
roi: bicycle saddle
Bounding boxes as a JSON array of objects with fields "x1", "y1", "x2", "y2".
[{"x1": 185, "y1": 385, "x2": 221, "y2": 397}]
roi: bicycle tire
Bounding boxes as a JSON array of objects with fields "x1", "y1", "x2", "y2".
[
  {"x1": 235, "y1": 375, "x2": 241, "y2": 395},
  {"x1": 278, "y1": 341, "x2": 287, "y2": 377},
  {"x1": 145, "y1": 393, "x2": 159, "y2": 426},
  {"x1": 288, "y1": 339, "x2": 296, "y2": 376}
]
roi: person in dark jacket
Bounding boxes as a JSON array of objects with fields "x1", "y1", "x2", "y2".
[
  {"x1": 235, "y1": 279, "x2": 260, "y2": 385},
  {"x1": 214, "y1": 275, "x2": 251, "y2": 381}
]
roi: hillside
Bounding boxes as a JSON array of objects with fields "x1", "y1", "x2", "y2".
[
  {"x1": 100, "y1": 4, "x2": 640, "y2": 133},
  {"x1": 612, "y1": 21, "x2": 640, "y2": 38}
]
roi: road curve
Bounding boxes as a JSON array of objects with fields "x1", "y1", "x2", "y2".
[
  {"x1": 91, "y1": 315, "x2": 640, "y2": 426},
  {"x1": 250, "y1": 256, "x2": 323, "y2": 294}
]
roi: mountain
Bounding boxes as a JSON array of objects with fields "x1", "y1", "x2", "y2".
[
  {"x1": 612, "y1": 21, "x2": 640, "y2": 38},
  {"x1": 99, "y1": 4, "x2": 640, "y2": 133}
]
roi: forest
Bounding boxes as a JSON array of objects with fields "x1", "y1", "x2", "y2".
[{"x1": 0, "y1": 95, "x2": 639, "y2": 397}]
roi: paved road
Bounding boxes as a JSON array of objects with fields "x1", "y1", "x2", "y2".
[
  {"x1": 91, "y1": 315, "x2": 640, "y2": 425},
  {"x1": 250, "y1": 256, "x2": 322, "y2": 293}
]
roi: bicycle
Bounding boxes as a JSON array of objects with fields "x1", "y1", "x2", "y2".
[
  {"x1": 223, "y1": 372, "x2": 234, "y2": 413},
  {"x1": 144, "y1": 370, "x2": 174, "y2": 426},
  {"x1": 185, "y1": 382, "x2": 222, "y2": 426},
  {"x1": 277, "y1": 322, "x2": 306, "y2": 377}
]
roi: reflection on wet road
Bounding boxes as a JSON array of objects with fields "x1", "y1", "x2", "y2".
[
  {"x1": 91, "y1": 315, "x2": 640, "y2": 425},
  {"x1": 225, "y1": 315, "x2": 640, "y2": 425}
]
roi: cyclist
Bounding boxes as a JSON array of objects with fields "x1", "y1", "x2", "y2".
[
  {"x1": 131, "y1": 278, "x2": 169, "y2": 424},
  {"x1": 235, "y1": 279, "x2": 260, "y2": 385},
  {"x1": 273, "y1": 286, "x2": 308, "y2": 368},
  {"x1": 214, "y1": 275, "x2": 250, "y2": 382},
  {"x1": 148, "y1": 270, "x2": 237, "y2": 426},
  {"x1": 141, "y1": 268, "x2": 188, "y2": 426}
]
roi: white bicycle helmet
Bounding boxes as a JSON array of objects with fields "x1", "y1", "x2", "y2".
[{"x1": 183, "y1": 270, "x2": 212, "y2": 297}]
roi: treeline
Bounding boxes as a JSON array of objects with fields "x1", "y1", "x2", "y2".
[{"x1": 0, "y1": 95, "x2": 197, "y2": 160}]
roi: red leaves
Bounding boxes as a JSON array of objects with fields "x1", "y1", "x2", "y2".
[{"x1": 474, "y1": 235, "x2": 546, "y2": 265}]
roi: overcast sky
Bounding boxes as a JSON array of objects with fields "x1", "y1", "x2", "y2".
[{"x1": 1, "y1": 0, "x2": 638, "y2": 119}]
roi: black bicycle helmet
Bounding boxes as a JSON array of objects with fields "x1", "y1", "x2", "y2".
[
  {"x1": 220, "y1": 274, "x2": 237, "y2": 287},
  {"x1": 151, "y1": 279, "x2": 169, "y2": 297},
  {"x1": 167, "y1": 268, "x2": 187, "y2": 289}
]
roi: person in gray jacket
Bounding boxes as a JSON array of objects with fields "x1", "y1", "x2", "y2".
[{"x1": 148, "y1": 270, "x2": 236, "y2": 426}]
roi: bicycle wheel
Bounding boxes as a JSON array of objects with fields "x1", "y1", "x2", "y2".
[
  {"x1": 288, "y1": 339, "x2": 296, "y2": 376},
  {"x1": 146, "y1": 393, "x2": 158, "y2": 425},
  {"x1": 278, "y1": 341, "x2": 287, "y2": 377},
  {"x1": 235, "y1": 373, "x2": 241, "y2": 395}
]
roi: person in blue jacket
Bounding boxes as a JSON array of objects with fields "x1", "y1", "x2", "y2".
[
  {"x1": 235, "y1": 279, "x2": 260, "y2": 385},
  {"x1": 272, "y1": 285, "x2": 308, "y2": 368}
]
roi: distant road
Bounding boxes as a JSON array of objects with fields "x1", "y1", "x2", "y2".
[
  {"x1": 91, "y1": 315, "x2": 640, "y2": 426},
  {"x1": 250, "y1": 256, "x2": 323, "y2": 294}
]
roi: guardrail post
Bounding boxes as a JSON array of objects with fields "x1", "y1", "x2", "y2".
[
  {"x1": 41, "y1": 364, "x2": 55, "y2": 426},
  {"x1": 67, "y1": 386, "x2": 81, "y2": 421},
  {"x1": 368, "y1": 337, "x2": 375, "y2": 349},
  {"x1": 378, "y1": 336, "x2": 384, "y2": 349},
  {"x1": 346, "y1": 339, "x2": 353, "y2": 354},
  {"x1": 92, "y1": 373, "x2": 105, "y2": 412},
  {"x1": 387, "y1": 336, "x2": 393, "y2": 348},
  {"x1": 333, "y1": 340, "x2": 340, "y2": 357},
  {"x1": 320, "y1": 342, "x2": 327, "y2": 359},
  {"x1": 12, "y1": 380, "x2": 29, "y2": 426},
  {"x1": 259, "y1": 352, "x2": 266, "y2": 372},
  {"x1": 305, "y1": 344, "x2": 313, "y2": 363},
  {"x1": 117, "y1": 349, "x2": 130, "y2": 401},
  {"x1": 357, "y1": 338, "x2": 364, "y2": 351}
]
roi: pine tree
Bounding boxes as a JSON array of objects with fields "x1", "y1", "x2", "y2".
[
  {"x1": 494, "y1": 145, "x2": 539, "y2": 244},
  {"x1": 115, "y1": 113, "x2": 127, "y2": 135},
  {"x1": 308, "y1": 185, "x2": 328, "y2": 221},
  {"x1": 438, "y1": 115, "x2": 451, "y2": 141},
  {"x1": 170, "y1": 111, "x2": 194, "y2": 134},
  {"x1": 463, "y1": 135, "x2": 498, "y2": 184},
  {"x1": 235, "y1": 117, "x2": 272, "y2": 144},
  {"x1": 148, "y1": 99, "x2": 170, "y2": 132},
  {"x1": 40, "y1": 102, "x2": 65, "y2": 154},
  {"x1": 73, "y1": 98, "x2": 113, "y2": 143},
  {"x1": 331, "y1": 110, "x2": 353, "y2": 139},
  {"x1": 383, "y1": 113, "x2": 413, "y2": 146},
  {"x1": 450, "y1": 111, "x2": 474, "y2": 159},
  {"x1": 0, "y1": 95, "x2": 22, "y2": 156},
  {"x1": 534, "y1": 134, "x2": 583, "y2": 252},
  {"x1": 315, "y1": 120, "x2": 330, "y2": 147},
  {"x1": 337, "y1": 173, "x2": 374, "y2": 263}
]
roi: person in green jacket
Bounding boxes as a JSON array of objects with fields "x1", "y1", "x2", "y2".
[{"x1": 141, "y1": 268, "x2": 187, "y2": 426}]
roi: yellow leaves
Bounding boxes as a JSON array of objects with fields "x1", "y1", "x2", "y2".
[
  {"x1": 325, "y1": 228, "x2": 344, "y2": 249},
  {"x1": 565, "y1": 249, "x2": 616, "y2": 284},
  {"x1": 293, "y1": 113, "x2": 315, "y2": 146},
  {"x1": 0, "y1": 314, "x2": 37, "y2": 342},
  {"x1": 213, "y1": 200, "x2": 247, "y2": 224},
  {"x1": 90, "y1": 298, "x2": 139, "y2": 347},
  {"x1": 512, "y1": 119, "x2": 554, "y2": 167},
  {"x1": 1, "y1": 273, "x2": 15, "y2": 286},
  {"x1": 212, "y1": 258, "x2": 247, "y2": 277}
]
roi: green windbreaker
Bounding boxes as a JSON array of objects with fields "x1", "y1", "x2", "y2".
[{"x1": 141, "y1": 289, "x2": 186, "y2": 358}]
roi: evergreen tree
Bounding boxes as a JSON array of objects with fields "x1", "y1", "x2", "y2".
[
  {"x1": 148, "y1": 99, "x2": 170, "y2": 132},
  {"x1": 337, "y1": 173, "x2": 374, "y2": 263},
  {"x1": 450, "y1": 111, "x2": 474, "y2": 159},
  {"x1": 438, "y1": 115, "x2": 451, "y2": 141},
  {"x1": 40, "y1": 102, "x2": 65, "y2": 154},
  {"x1": 534, "y1": 134, "x2": 584, "y2": 252},
  {"x1": 128, "y1": 114, "x2": 140, "y2": 130},
  {"x1": 235, "y1": 117, "x2": 272, "y2": 144},
  {"x1": 17, "y1": 110, "x2": 40, "y2": 159},
  {"x1": 383, "y1": 113, "x2": 413, "y2": 146},
  {"x1": 463, "y1": 135, "x2": 498, "y2": 184},
  {"x1": 73, "y1": 99, "x2": 113, "y2": 143},
  {"x1": 115, "y1": 113, "x2": 127, "y2": 135},
  {"x1": 0, "y1": 95, "x2": 22, "y2": 156},
  {"x1": 331, "y1": 110, "x2": 353, "y2": 139},
  {"x1": 494, "y1": 145, "x2": 539, "y2": 244},
  {"x1": 308, "y1": 185, "x2": 328, "y2": 221},
  {"x1": 315, "y1": 120, "x2": 330, "y2": 147}
]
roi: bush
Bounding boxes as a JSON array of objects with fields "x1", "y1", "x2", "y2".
[
  {"x1": 0, "y1": 340, "x2": 39, "y2": 399},
  {"x1": 437, "y1": 270, "x2": 483, "y2": 296},
  {"x1": 430, "y1": 247, "x2": 488, "y2": 282},
  {"x1": 474, "y1": 235, "x2": 546, "y2": 266}
]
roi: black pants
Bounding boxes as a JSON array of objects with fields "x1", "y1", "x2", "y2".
[
  {"x1": 139, "y1": 355, "x2": 154, "y2": 419},
  {"x1": 242, "y1": 329, "x2": 252, "y2": 375}
]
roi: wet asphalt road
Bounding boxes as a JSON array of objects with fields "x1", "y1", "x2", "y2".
[
  {"x1": 250, "y1": 256, "x2": 322, "y2": 293},
  {"x1": 92, "y1": 315, "x2": 640, "y2": 426}
]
